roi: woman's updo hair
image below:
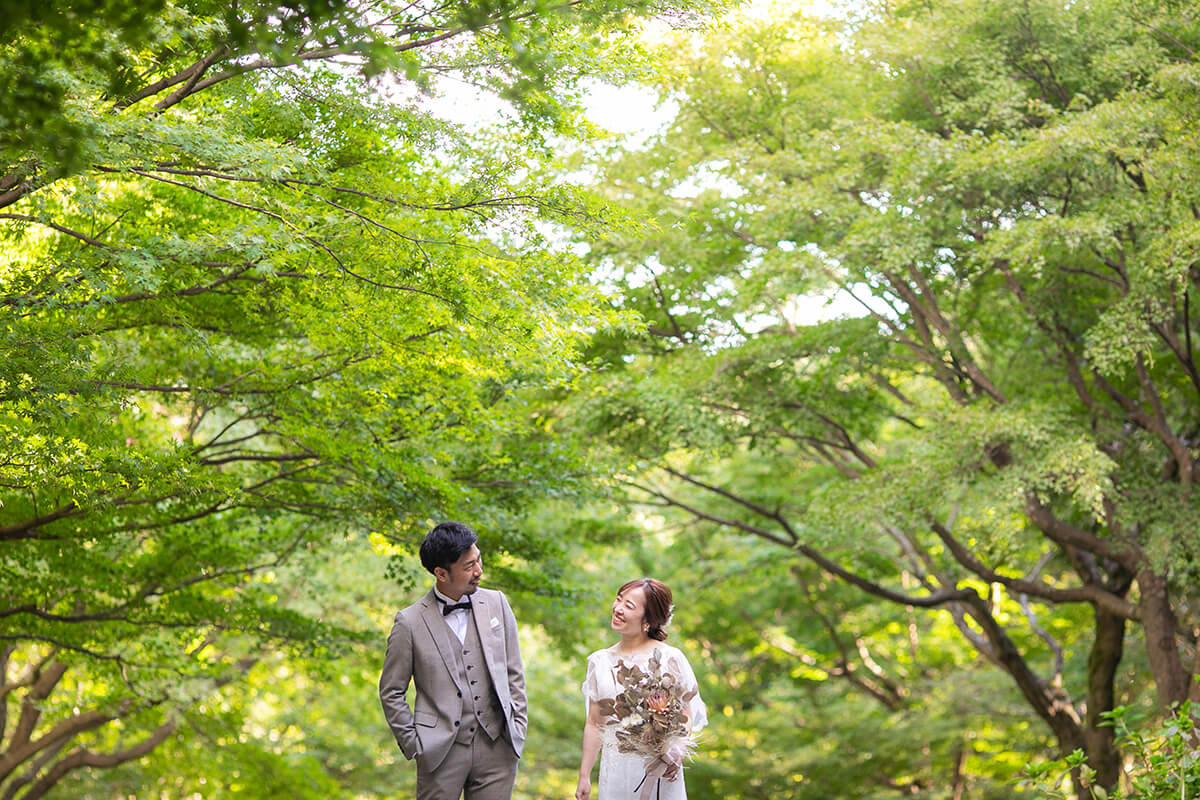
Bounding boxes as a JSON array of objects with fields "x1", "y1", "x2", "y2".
[{"x1": 619, "y1": 578, "x2": 673, "y2": 642}]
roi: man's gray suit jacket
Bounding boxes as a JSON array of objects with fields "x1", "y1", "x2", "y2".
[{"x1": 379, "y1": 587, "x2": 527, "y2": 772}]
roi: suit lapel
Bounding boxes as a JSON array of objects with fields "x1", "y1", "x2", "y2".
[
  {"x1": 472, "y1": 592, "x2": 493, "y2": 648},
  {"x1": 471, "y1": 591, "x2": 507, "y2": 703},
  {"x1": 419, "y1": 590, "x2": 467, "y2": 694}
]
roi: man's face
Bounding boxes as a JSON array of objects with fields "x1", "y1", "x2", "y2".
[{"x1": 435, "y1": 544, "x2": 483, "y2": 600}]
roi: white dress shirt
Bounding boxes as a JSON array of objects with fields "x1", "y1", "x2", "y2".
[{"x1": 434, "y1": 587, "x2": 470, "y2": 644}]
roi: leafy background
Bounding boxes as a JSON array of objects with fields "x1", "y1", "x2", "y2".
[{"x1": 3, "y1": 0, "x2": 1200, "y2": 798}]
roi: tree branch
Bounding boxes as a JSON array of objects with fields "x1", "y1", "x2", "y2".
[
  {"x1": 16, "y1": 718, "x2": 176, "y2": 800},
  {"x1": 929, "y1": 521, "x2": 1139, "y2": 620},
  {"x1": 0, "y1": 505, "x2": 79, "y2": 542}
]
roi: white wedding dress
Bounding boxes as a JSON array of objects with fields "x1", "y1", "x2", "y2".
[{"x1": 582, "y1": 644, "x2": 708, "y2": 800}]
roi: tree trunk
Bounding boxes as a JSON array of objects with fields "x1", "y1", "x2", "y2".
[
  {"x1": 959, "y1": 594, "x2": 1091, "y2": 789},
  {"x1": 1083, "y1": 605, "x2": 1126, "y2": 790},
  {"x1": 1137, "y1": 570, "x2": 1192, "y2": 709}
]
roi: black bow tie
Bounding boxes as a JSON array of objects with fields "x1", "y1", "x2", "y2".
[{"x1": 441, "y1": 600, "x2": 471, "y2": 616}]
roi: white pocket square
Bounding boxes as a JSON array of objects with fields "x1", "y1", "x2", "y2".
[{"x1": 490, "y1": 617, "x2": 501, "y2": 629}]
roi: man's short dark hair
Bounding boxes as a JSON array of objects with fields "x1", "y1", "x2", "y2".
[{"x1": 419, "y1": 521, "x2": 478, "y2": 574}]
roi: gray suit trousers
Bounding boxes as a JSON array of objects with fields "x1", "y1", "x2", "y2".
[{"x1": 416, "y1": 728, "x2": 519, "y2": 800}]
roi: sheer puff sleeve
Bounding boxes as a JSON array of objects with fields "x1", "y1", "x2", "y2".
[
  {"x1": 664, "y1": 647, "x2": 708, "y2": 734},
  {"x1": 582, "y1": 650, "x2": 606, "y2": 708}
]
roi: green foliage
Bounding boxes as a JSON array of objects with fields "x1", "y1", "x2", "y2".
[
  {"x1": 0, "y1": 0, "x2": 727, "y2": 795},
  {"x1": 559, "y1": 0, "x2": 1200, "y2": 795},
  {"x1": 1022, "y1": 703, "x2": 1200, "y2": 800}
]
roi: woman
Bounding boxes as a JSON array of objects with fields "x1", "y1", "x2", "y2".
[{"x1": 576, "y1": 578, "x2": 707, "y2": 800}]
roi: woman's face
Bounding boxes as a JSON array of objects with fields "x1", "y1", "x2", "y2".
[{"x1": 611, "y1": 585, "x2": 647, "y2": 636}]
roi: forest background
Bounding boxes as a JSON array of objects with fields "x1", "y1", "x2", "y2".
[{"x1": 3, "y1": 0, "x2": 1200, "y2": 798}]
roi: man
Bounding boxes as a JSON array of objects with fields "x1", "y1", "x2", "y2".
[{"x1": 379, "y1": 521, "x2": 527, "y2": 800}]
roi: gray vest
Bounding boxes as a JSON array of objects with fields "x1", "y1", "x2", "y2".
[{"x1": 449, "y1": 611, "x2": 505, "y2": 744}]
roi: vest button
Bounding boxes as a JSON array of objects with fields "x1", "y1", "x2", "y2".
[{"x1": 454, "y1": 721, "x2": 460, "y2": 727}]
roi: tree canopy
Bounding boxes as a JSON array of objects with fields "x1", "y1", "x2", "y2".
[
  {"x1": 565, "y1": 0, "x2": 1200, "y2": 794},
  {"x1": 0, "y1": 0, "x2": 703, "y2": 794},
  {"x1": 6, "y1": 0, "x2": 1200, "y2": 797}
]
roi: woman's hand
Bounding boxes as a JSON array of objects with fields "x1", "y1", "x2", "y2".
[
  {"x1": 575, "y1": 774, "x2": 591, "y2": 800},
  {"x1": 662, "y1": 743, "x2": 686, "y2": 781}
]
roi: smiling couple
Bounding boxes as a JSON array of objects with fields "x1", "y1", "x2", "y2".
[{"x1": 379, "y1": 521, "x2": 706, "y2": 800}]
